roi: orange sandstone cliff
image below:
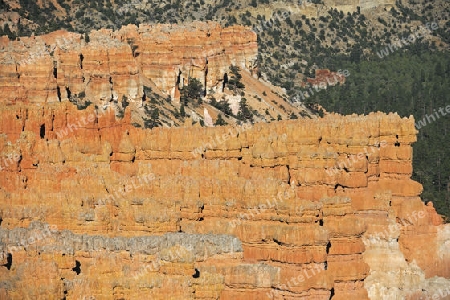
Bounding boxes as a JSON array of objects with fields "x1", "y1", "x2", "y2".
[
  {"x1": 0, "y1": 100, "x2": 449, "y2": 299},
  {"x1": 0, "y1": 23, "x2": 312, "y2": 127},
  {"x1": 0, "y1": 19, "x2": 448, "y2": 300},
  {"x1": 0, "y1": 21, "x2": 257, "y2": 105}
]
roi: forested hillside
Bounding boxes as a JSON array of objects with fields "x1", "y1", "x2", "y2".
[{"x1": 305, "y1": 51, "x2": 450, "y2": 219}]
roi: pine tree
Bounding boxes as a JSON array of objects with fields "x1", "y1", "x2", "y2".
[
  {"x1": 215, "y1": 114, "x2": 226, "y2": 126},
  {"x1": 181, "y1": 78, "x2": 203, "y2": 106},
  {"x1": 237, "y1": 98, "x2": 253, "y2": 122},
  {"x1": 4, "y1": 24, "x2": 15, "y2": 40},
  {"x1": 227, "y1": 65, "x2": 245, "y2": 94}
]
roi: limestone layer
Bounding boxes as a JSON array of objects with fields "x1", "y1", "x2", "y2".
[{"x1": 0, "y1": 104, "x2": 449, "y2": 299}]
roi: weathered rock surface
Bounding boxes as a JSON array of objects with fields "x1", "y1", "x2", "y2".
[
  {"x1": 305, "y1": 69, "x2": 347, "y2": 89},
  {"x1": 323, "y1": 0, "x2": 396, "y2": 13},
  {"x1": 0, "y1": 103, "x2": 449, "y2": 299},
  {"x1": 0, "y1": 23, "x2": 313, "y2": 127},
  {"x1": 0, "y1": 22, "x2": 257, "y2": 104}
]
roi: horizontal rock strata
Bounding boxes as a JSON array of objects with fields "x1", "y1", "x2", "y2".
[
  {"x1": 0, "y1": 21, "x2": 257, "y2": 105},
  {"x1": 0, "y1": 106, "x2": 449, "y2": 299}
]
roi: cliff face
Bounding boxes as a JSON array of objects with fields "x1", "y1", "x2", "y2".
[
  {"x1": 0, "y1": 23, "x2": 313, "y2": 127},
  {"x1": 0, "y1": 102, "x2": 449, "y2": 299},
  {"x1": 322, "y1": 0, "x2": 396, "y2": 13},
  {"x1": 0, "y1": 21, "x2": 258, "y2": 105}
]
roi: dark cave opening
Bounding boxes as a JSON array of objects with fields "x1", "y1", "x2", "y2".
[
  {"x1": 2, "y1": 253, "x2": 12, "y2": 270},
  {"x1": 39, "y1": 124, "x2": 45, "y2": 139},
  {"x1": 66, "y1": 86, "x2": 71, "y2": 99},
  {"x1": 72, "y1": 260, "x2": 81, "y2": 275},
  {"x1": 192, "y1": 268, "x2": 200, "y2": 278},
  {"x1": 79, "y1": 54, "x2": 84, "y2": 69}
]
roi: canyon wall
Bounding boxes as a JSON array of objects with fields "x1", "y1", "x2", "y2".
[
  {"x1": 0, "y1": 101, "x2": 449, "y2": 299},
  {"x1": 0, "y1": 21, "x2": 258, "y2": 105}
]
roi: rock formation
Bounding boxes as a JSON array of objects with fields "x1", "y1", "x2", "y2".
[
  {"x1": 322, "y1": 0, "x2": 396, "y2": 13},
  {"x1": 0, "y1": 21, "x2": 257, "y2": 105},
  {"x1": 0, "y1": 101, "x2": 449, "y2": 299},
  {"x1": 305, "y1": 69, "x2": 347, "y2": 89},
  {"x1": 0, "y1": 23, "x2": 313, "y2": 126}
]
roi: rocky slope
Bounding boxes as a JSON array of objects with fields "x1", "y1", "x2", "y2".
[
  {"x1": 0, "y1": 22, "x2": 312, "y2": 128},
  {"x1": 0, "y1": 100, "x2": 449, "y2": 299}
]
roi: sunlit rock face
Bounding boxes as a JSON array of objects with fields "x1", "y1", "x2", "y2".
[
  {"x1": 0, "y1": 107, "x2": 449, "y2": 299},
  {"x1": 0, "y1": 21, "x2": 258, "y2": 105},
  {"x1": 323, "y1": 0, "x2": 396, "y2": 13}
]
